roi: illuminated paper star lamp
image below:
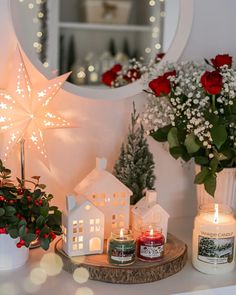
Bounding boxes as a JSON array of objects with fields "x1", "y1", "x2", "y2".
[{"x1": 0, "y1": 47, "x2": 72, "y2": 172}]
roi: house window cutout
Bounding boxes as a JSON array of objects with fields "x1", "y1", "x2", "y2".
[
  {"x1": 78, "y1": 243, "x2": 83, "y2": 250},
  {"x1": 78, "y1": 236, "x2": 83, "y2": 242},
  {"x1": 121, "y1": 200, "x2": 126, "y2": 206},
  {"x1": 95, "y1": 219, "x2": 100, "y2": 224},
  {"x1": 95, "y1": 225, "x2": 100, "y2": 232},
  {"x1": 79, "y1": 220, "x2": 84, "y2": 233},
  {"x1": 72, "y1": 244, "x2": 78, "y2": 251},
  {"x1": 89, "y1": 237, "x2": 102, "y2": 252},
  {"x1": 90, "y1": 226, "x2": 95, "y2": 233},
  {"x1": 90, "y1": 219, "x2": 95, "y2": 225},
  {"x1": 73, "y1": 237, "x2": 78, "y2": 243}
]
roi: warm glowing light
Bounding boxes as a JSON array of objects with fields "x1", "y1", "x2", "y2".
[
  {"x1": 149, "y1": 16, "x2": 156, "y2": 22},
  {"x1": 30, "y1": 267, "x2": 47, "y2": 285},
  {"x1": 145, "y1": 48, "x2": 151, "y2": 54},
  {"x1": 85, "y1": 205, "x2": 91, "y2": 210},
  {"x1": 120, "y1": 228, "x2": 125, "y2": 239},
  {"x1": 149, "y1": 0, "x2": 156, "y2": 6},
  {"x1": 73, "y1": 267, "x2": 90, "y2": 284},
  {"x1": 40, "y1": 253, "x2": 63, "y2": 276},
  {"x1": 0, "y1": 48, "x2": 72, "y2": 167},
  {"x1": 214, "y1": 204, "x2": 219, "y2": 224},
  {"x1": 28, "y1": 3, "x2": 34, "y2": 9},
  {"x1": 88, "y1": 65, "x2": 95, "y2": 72},
  {"x1": 155, "y1": 43, "x2": 161, "y2": 50},
  {"x1": 150, "y1": 228, "x2": 154, "y2": 236},
  {"x1": 23, "y1": 278, "x2": 40, "y2": 293}
]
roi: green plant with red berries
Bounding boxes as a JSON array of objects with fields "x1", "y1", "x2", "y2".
[{"x1": 0, "y1": 160, "x2": 62, "y2": 250}]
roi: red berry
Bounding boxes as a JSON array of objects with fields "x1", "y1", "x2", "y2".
[
  {"x1": 0, "y1": 196, "x2": 5, "y2": 201},
  {"x1": 34, "y1": 200, "x2": 39, "y2": 206},
  {"x1": 18, "y1": 188, "x2": 24, "y2": 195},
  {"x1": 16, "y1": 242, "x2": 22, "y2": 248},
  {"x1": 35, "y1": 229, "x2": 41, "y2": 235},
  {"x1": 27, "y1": 196, "x2": 32, "y2": 202},
  {"x1": 39, "y1": 200, "x2": 43, "y2": 205},
  {"x1": 43, "y1": 234, "x2": 49, "y2": 239},
  {"x1": 50, "y1": 232, "x2": 56, "y2": 240},
  {"x1": 0, "y1": 228, "x2": 6, "y2": 234},
  {"x1": 8, "y1": 200, "x2": 15, "y2": 205}
]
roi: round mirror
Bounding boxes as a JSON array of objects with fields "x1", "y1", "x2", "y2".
[{"x1": 9, "y1": 0, "x2": 193, "y2": 99}]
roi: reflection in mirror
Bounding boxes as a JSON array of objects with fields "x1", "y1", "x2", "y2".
[{"x1": 13, "y1": 0, "x2": 179, "y2": 88}]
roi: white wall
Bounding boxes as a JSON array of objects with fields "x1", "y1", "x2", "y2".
[{"x1": 1, "y1": 0, "x2": 236, "y2": 218}]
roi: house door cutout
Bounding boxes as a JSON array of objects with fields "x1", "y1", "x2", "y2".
[{"x1": 89, "y1": 237, "x2": 102, "y2": 251}]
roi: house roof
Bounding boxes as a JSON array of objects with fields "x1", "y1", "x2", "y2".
[
  {"x1": 74, "y1": 167, "x2": 133, "y2": 197},
  {"x1": 132, "y1": 198, "x2": 170, "y2": 219},
  {"x1": 66, "y1": 197, "x2": 103, "y2": 216}
]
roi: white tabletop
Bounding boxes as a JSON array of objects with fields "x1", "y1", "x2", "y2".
[{"x1": 0, "y1": 217, "x2": 236, "y2": 295}]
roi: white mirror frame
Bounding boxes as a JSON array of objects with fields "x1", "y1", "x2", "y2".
[{"x1": 9, "y1": 0, "x2": 193, "y2": 100}]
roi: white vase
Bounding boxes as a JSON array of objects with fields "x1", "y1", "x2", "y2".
[
  {"x1": 195, "y1": 166, "x2": 236, "y2": 212},
  {"x1": 0, "y1": 234, "x2": 29, "y2": 270}
]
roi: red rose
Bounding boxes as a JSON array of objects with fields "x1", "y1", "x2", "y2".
[
  {"x1": 149, "y1": 75, "x2": 171, "y2": 96},
  {"x1": 211, "y1": 54, "x2": 232, "y2": 68},
  {"x1": 155, "y1": 53, "x2": 165, "y2": 62},
  {"x1": 102, "y1": 70, "x2": 117, "y2": 86},
  {"x1": 164, "y1": 70, "x2": 177, "y2": 79},
  {"x1": 200, "y1": 70, "x2": 223, "y2": 95},
  {"x1": 102, "y1": 64, "x2": 122, "y2": 86},
  {"x1": 111, "y1": 64, "x2": 122, "y2": 74},
  {"x1": 123, "y1": 69, "x2": 141, "y2": 83}
]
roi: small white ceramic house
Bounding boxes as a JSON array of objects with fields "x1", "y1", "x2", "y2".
[
  {"x1": 74, "y1": 158, "x2": 133, "y2": 239},
  {"x1": 131, "y1": 190, "x2": 170, "y2": 242},
  {"x1": 62, "y1": 195, "x2": 105, "y2": 257}
]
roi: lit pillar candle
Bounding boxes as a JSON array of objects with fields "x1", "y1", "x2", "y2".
[
  {"x1": 192, "y1": 203, "x2": 236, "y2": 274},
  {"x1": 137, "y1": 226, "x2": 165, "y2": 261},
  {"x1": 108, "y1": 228, "x2": 136, "y2": 266}
]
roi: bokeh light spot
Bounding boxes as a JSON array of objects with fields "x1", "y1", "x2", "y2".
[
  {"x1": 40, "y1": 253, "x2": 63, "y2": 276},
  {"x1": 73, "y1": 267, "x2": 90, "y2": 284},
  {"x1": 75, "y1": 287, "x2": 94, "y2": 295}
]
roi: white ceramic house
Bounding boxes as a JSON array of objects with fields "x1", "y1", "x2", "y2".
[
  {"x1": 131, "y1": 190, "x2": 170, "y2": 242},
  {"x1": 74, "y1": 158, "x2": 133, "y2": 239},
  {"x1": 62, "y1": 195, "x2": 105, "y2": 257}
]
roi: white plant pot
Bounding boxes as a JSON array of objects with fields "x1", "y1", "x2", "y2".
[
  {"x1": 0, "y1": 234, "x2": 29, "y2": 270},
  {"x1": 195, "y1": 166, "x2": 236, "y2": 212}
]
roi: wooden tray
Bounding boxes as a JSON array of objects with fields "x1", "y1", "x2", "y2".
[{"x1": 55, "y1": 233, "x2": 187, "y2": 284}]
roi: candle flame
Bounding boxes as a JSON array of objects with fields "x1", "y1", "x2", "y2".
[
  {"x1": 214, "y1": 204, "x2": 219, "y2": 224},
  {"x1": 120, "y1": 228, "x2": 124, "y2": 238},
  {"x1": 150, "y1": 228, "x2": 154, "y2": 236}
]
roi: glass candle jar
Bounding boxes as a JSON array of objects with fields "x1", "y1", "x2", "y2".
[
  {"x1": 137, "y1": 226, "x2": 165, "y2": 262},
  {"x1": 107, "y1": 228, "x2": 136, "y2": 266},
  {"x1": 192, "y1": 203, "x2": 236, "y2": 274}
]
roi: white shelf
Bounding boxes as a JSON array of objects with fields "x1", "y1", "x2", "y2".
[
  {"x1": 1, "y1": 217, "x2": 236, "y2": 295},
  {"x1": 59, "y1": 22, "x2": 152, "y2": 32}
]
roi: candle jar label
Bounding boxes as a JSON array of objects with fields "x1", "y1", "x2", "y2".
[
  {"x1": 109, "y1": 244, "x2": 136, "y2": 264},
  {"x1": 140, "y1": 244, "x2": 164, "y2": 258},
  {"x1": 198, "y1": 235, "x2": 235, "y2": 264}
]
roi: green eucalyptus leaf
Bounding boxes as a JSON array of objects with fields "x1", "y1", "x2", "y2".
[
  {"x1": 204, "y1": 174, "x2": 217, "y2": 196},
  {"x1": 194, "y1": 156, "x2": 209, "y2": 166},
  {"x1": 184, "y1": 134, "x2": 200, "y2": 154},
  {"x1": 210, "y1": 158, "x2": 219, "y2": 173},
  {"x1": 168, "y1": 127, "x2": 179, "y2": 148},
  {"x1": 211, "y1": 125, "x2": 227, "y2": 149},
  {"x1": 194, "y1": 167, "x2": 210, "y2": 184},
  {"x1": 150, "y1": 125, "x2": 172, "y2": 142}
]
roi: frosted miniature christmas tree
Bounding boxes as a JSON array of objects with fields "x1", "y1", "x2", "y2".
[{"x1": 113, "y1": 103, "x2": 156, "y2": 205}]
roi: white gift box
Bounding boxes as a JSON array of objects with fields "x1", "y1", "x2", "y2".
[{"x1": 85, "y1": 0, "x2": 132, "y2": 24}]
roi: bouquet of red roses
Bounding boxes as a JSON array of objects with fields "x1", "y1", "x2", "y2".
[{"x1": 142, "y1": 54, "x2": 235, "y2": 196}]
